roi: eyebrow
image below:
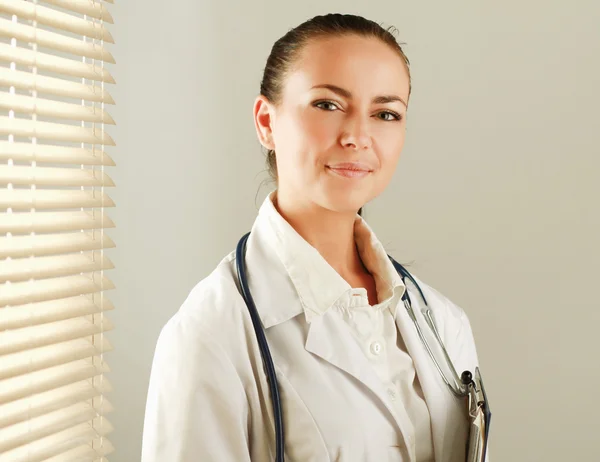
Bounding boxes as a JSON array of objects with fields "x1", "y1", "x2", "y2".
[{"x1": 310, "y1": 84, "x2": 407, "y2": 107}]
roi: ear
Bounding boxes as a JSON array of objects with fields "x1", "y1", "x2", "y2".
[{"x1": 253, "y1": 95, "x2": 276, "y2": 150}]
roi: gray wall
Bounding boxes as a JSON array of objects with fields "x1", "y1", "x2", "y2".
[{"x1": 108, "y1": 1, "x2": 600, "y2": 460}]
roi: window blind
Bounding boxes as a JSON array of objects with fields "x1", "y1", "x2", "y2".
[{"x1": 0, "y1": 0, "x2": 116, "y2": 461}]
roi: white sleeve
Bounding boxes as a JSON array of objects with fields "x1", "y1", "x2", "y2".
[{"x1": 141, "y1": 315, "x2": 251, "y2": 462}]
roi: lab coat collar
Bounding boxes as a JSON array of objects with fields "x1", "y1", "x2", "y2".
[{"x1": 245, "y1": 190, "x2": 406, "y2": 329}]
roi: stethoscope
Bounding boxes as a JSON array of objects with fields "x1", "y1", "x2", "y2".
[{"x1": 235, "y1": 231, "x2": 476, "y2": 462}]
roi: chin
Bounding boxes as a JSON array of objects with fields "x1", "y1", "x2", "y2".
[{"x1": 318, "y1": 193, "x2": 367, "y2": 215}]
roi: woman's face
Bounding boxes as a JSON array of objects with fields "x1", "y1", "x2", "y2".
[{"x1": 255, "y1": 34, "x2": 410, "y2": 214}]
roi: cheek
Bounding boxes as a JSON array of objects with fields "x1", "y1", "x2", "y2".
[
  {"x1": 278, "y1": 110, "x2": 331, "y2": 153},
  {"x1": 302, "y1": 111, "x2": 335, "y2": 147},
  {"x1": 378, "y1": 130, "x2": 405, "y2": 168},
  {"x1": 274, "y1": 117, "x2": 324, "y2": 178},
  {"x1": 288, "y1": 112, "x2": 334, "y2": 170}
]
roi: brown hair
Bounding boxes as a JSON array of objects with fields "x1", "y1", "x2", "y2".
[{"x1": 259, "y1": 13, "x2": 412, "y2": 216}]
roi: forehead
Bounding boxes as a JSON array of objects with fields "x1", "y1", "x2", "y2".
[{"x1": 284, "y1": 34, "x2": 410, "y2": 100}]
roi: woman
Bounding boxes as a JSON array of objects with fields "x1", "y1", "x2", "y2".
[{"x1": 141, "y1": 13, "x2": 485, "y2": 462}]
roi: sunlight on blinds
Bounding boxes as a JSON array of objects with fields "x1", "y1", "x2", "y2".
[{"x1": 0, "y1": 0, "x2": 116, "y2": 460}]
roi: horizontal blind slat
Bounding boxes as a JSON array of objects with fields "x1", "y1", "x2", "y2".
[
  {"x1": 0, "y1": 210, "x2": 115, "y2": 234},
  {"x1": 0, "y1": 18, "x2": 115, "y2": 63},
  {"x1": 0, "y1": 293, "x2": 114, "y2": 330},
  {"x1": 0, "y1": 116, "x2": 115, "y2": 145},
  {"x1": 0, "y1": 0, "x2": 115, "y2": 42},
  {"x1": 0, "y1": 43, "x2": 115, "y2": 83},
  {"x1": 0, "y1": 378, "x2": 112, "y2": 429},
  {"x1": 0, "y1": 141, "x2": 116, "y2": 166},
  {"x1": 0, "y1": 416, "x2": 113, "y2": 462},
  {"x1": 41, "y1": 0, "x2": 114, "y2": 24},
  {"x1": 0, "y1": 316, "x2": 114, "y2": 356},
  {"x1": 0, "y1": 232, "x2": 116, "y2": 259},
  {"x1": 0, "y1": 189, "x2": 115, "y2": 210},
  {"x1": 0, "y1": 92, "x2": 116, "y2": 124},
  {"x1": 0, "y1": 335, "x2": 112, "y2": 382},
  {"x1": 0, "y1": 272, "x2": 115, "y2": 306},
  {"x1": 0, "y1": 358, "x2": 110, "y2": 405},
  {"x1": 1, "y1": 250, "x2": 115, "y2": 283},
  {"x1": 0, "y1": 165, "x2": 116, "y2": 187},
  {"x1": 37, "y1": 440, "x2": 115, "y2": 462},
  {"x1": 0, "y1": 399, "x2": 113, "y2": 454},
  {"x1": 0, "y1": 67, "x2": 115, "y2": 103}
]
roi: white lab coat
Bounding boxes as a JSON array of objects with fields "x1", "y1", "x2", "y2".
[{"x1": 141, "y1": 194, "x2": 486, "y2": 462}]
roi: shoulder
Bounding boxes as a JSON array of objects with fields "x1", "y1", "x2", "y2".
[
  {"x1": 409, "y1": 273, "x2": 469, "y2": 326},
  {"x1": 407, "y1": 273, "x2": 482, "y2": 372},
  {"x1": 153, "y1": 250, "x2": 254, "y2": 372}
]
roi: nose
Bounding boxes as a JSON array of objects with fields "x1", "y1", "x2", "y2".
[{"x1": 340, "y1": 117, "x2": 372, "y2": 151}]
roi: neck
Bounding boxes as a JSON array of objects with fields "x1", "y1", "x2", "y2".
[{"x1": 273, "y1": 189, "x2": 368, "y2": 281}]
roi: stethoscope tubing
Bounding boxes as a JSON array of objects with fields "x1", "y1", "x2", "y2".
[{"x1": 235, "y1": 232, "x2": 285, "y2": 462}]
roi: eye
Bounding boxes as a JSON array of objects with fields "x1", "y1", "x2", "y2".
[
  {"x1": 378, "y1": 111, "x2": 403, "y2": 122},
  {"x1": 314, "y1": 101, "x2": 403, "y2": 122},
  {"x1": 314, "y1": 101, "x2": 339, "y2": 111}
]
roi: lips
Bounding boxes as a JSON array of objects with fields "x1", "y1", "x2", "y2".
[
  {"x1": 326, "y1": 162, "x2": 373, "y2": 179},
  {"x1": 326, "y1": 162, "x2": 373, "y2": 172}
]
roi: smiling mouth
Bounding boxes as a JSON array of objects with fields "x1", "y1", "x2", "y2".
[{"x1": 326, "y1": 166, "x2": 372, "y2": 178}]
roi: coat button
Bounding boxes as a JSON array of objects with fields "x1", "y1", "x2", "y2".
[{"x1": 370, "y1": 341, "x2": 382, "y2": 355}]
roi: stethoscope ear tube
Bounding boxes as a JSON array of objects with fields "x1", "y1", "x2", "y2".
[{"x1": 236, "y1": 232, "x2": 285, "y2": 462}]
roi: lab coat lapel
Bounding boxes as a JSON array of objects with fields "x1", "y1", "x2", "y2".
[
  {"x1": 304, "y1": 309, "x2": 417, "y2": 452},
  {"x1": 394, "y1": 292, "x2": 453, "y2": 462}
]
